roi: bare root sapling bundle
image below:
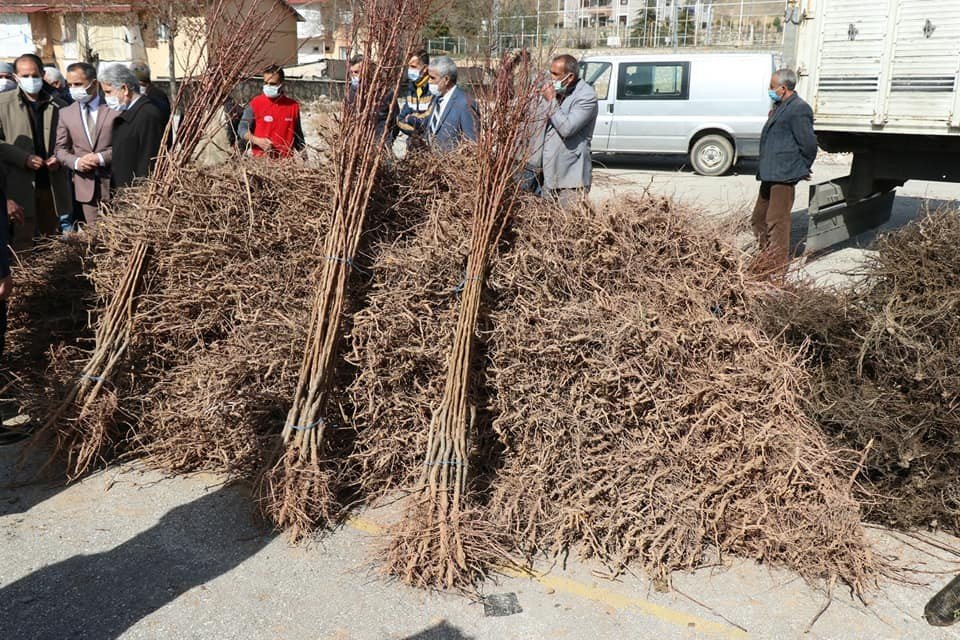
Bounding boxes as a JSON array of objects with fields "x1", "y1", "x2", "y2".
[
  {"x1": 259, "y1": 0, "x2": 434, "y2": 539},
  {"x1": 33, "y1": 0, "x2": 294, "y2": 480},
  {"x1": 384, "y1": 53, "x2": 540, "y2": 590}
]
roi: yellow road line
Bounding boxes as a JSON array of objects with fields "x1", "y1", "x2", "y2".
[{"x1": 345, "y1": 515, "x2": 748, "y2": 639}]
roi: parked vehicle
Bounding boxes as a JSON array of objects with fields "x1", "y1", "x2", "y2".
[
  {"x1": 578, "y1": 52, "x2": 776, "y2": 176},
  {"x1": 787, "y1": 0, "x2": 960, "y2": 250}
]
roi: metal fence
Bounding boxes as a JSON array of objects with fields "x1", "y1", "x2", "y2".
[{"x1": 426, "y1": 0, "x2": 787, "y2": 55}]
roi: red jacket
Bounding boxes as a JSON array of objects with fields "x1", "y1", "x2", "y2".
[{"x1": 246, "y1": 94, "x2": 303, "y2": 158}]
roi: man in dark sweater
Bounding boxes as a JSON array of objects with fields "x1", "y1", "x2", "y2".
[{"x1": 752, "y1": 67, "x2": 818, "y2": 272}]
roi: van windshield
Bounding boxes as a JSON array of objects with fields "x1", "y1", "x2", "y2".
[{"x1": 579, "y1": 61, "x2": 612, "y2": 100}]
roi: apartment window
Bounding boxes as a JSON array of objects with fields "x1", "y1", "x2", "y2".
[{"x1": 618, "y1": 62, "x2": 690, "y2": 100}]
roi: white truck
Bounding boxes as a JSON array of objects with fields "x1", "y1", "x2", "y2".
[{"x1": 786, "y1": 0, "x2": 960, "y2": 250}]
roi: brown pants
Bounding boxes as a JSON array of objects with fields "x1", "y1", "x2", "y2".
[
  {"x1": 13, "y1": 188, "x2": 59, "y2": 252},
  {"x1": 750, "y1": 182, "x2": 795, "y2": 270}
]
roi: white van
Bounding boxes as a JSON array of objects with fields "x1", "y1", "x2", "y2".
[{"x1": 579, "y1": 53, "x2": 776, "y2": 175}]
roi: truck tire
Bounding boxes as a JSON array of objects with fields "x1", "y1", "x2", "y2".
[{"x1": 690, "y1": 134, "x2": 735, "y2": 176}]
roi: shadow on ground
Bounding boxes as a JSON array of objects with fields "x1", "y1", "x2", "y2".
[
  {"x1": 0, "y1": 486, "x2": 273, "y2": 640},
  {"x1": 791, "y1": 194, "x2": 951, "y2": 258},
  {"x1": 403, "y1": 620, "x2": 476, "y2": 640},
  {"x1": 0, "y1": 444, "x2": 67, "y2": 517}
]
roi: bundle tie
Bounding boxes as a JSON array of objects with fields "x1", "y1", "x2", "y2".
[
  {"x1": 79, "y1": 374, "x2": 106, "y2": 384},
  {"x1": 325, "y1": 255, "x2": 369, "y2": 276},
  {"x1": 452, "y1": 273, "x2": 483, "y2": 295},
  {"x1": 290, "y1": 417, "x2": 326, "y2": 432},
  {"x1": 425, "y1": 460, "x2": 465, "y2": 466}
]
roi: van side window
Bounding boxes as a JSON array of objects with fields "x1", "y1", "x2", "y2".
[
  {"x1": 618, "y1": 62, "x2": 690, "y2": 100},
  {"x1": 579, "y1": 61, "x2": 612, "y2": 100}
]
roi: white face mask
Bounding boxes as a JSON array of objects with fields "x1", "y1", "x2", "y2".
[
  {"x1": 407, "y1": 69, "x2": 421, "y2": 83},
  {"x1": 428, "y1": 82, "x2": 440, "y2": 96},
  {"x1": 70, "y1": 84, "x2": 94, "y2": 104},
  {"x1": 0, "y1": 78, "x2": 14, "y2": 92},
  {"x1": 263, "y1": 84, "x2": 281, "y2": 98},
  {"x1": 18, "y1": 76, "x2": 43, "y2": 95},
  {"x1": 105, "y1": 94, "x2": 126, "y2": 111}
]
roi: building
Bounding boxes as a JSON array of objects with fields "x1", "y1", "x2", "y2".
[
  {"x1": 0, "y1": 0, "x2": 301, "y2": 80},
  {"x1": 561, "y1": 0, "x2": 714, "y2": 40}
]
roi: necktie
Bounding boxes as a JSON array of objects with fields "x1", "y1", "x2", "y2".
[
  {"x1": 431, "y1": 97, "x2": 444, "y2": 134},
  {"x1": 84, "y1": 105, "x2": 95, "y2": 146}
]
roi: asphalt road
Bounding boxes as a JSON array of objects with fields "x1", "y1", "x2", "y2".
[{"x1": 591, "y1": 153, "x2": 960, "y2": 286}]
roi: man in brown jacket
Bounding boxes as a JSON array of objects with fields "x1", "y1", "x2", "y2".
[
  {"x1": 0, "y1": 54, "x2": 71, "y2": 251},
  {"x1": 55, "y1": 61, "x2": 118, "y2": 228}
]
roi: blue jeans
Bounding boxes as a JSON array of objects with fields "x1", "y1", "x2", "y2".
[{"x1": 520, "y1": 167, "x2": 542, "y2": 197}]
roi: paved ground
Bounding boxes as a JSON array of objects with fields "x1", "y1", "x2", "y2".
[
  {"x1": 2, "y1": 452, "x2": 960, "y2": 639},
  {"x1": 4, "y1": 153, "x2": 960, "y2": 639},
  {"x1": 591, "y1": 153, "x2": 960, "y2": 286}
]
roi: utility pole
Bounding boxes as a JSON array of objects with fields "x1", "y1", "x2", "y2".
[
  {"x1": 536, "y1": 0, "x2": 541, "y2": 56},
  {"x1": 672, "y1": 0, "x2": 679, "y2": 52},
  {"x1": 166, "y1": 6, "x2": 177, "y2": 104},
  {"x1": 737, "y1": 0, "x2": 745, "y2": 47},
  {"x1": 80, "y1": 0, "x2": 93, "y2": 63},
  {"x1": 492, "y1": 0, "x2": 501, "y2": 53}
]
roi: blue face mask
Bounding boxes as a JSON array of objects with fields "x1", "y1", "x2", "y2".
[
  {"x1": 350, "y1": 77, "x2": 359, "y2": 89},
  {"x1": 407, "y1": 69, "x2": 421, "y2": 83},
  {"x1": 768, "y1": 89, "x2": 782, "y2": 103}
]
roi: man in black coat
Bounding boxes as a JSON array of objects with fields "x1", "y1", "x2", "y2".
[
  {"x1": 99, "y1": 64, "x2": 165, "y2": 188},
  {"x1": 130, "y1": 61, "x2": 171, "y2": 124},
  {"x1": 751, "y1": 67, "x2": 818, "y2": 271}
]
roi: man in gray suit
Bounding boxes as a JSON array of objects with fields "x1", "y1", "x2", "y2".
[
  {"x1": 425, "y1": 56, "x2": 476, "y2": 152},
  {"x1": 751, "y1": 68, "x2": 817, "y2": 271},
  {"x1": 528, "y1": 54, "x2": 598, "y2": 209}
]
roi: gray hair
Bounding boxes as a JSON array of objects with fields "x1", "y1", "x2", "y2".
[
  {"x1": 773, "y1": 68, "x2": 798, "y2": 91},
  {"x1": 430, "y1": 55, "x2": 458, "y2": 85},
  {"x1": 100, "y1": 63, "x2": 141, "y2": 94},
  {"x1": 43, "y1": 66, "x2": 63, "y2": 83}
]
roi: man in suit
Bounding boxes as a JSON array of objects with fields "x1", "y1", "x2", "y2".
[
  {"x1": 100, "y1": 64, "x2": 166, "y2": 188},
  {"x1": 532, "y1": 54, "x2": 598, "y2": 209},
  {"x1": 55, "y1": 61, "x2": 118, "y2": 229},
  {"x1": 752, "y1": 68, "x2": 817, "y2": 271},
  {"x1": 425, "y1": 56, "x2": 476, "y2": 152},
  {"x1": 0, "y1": 54, "x2": 72, "y2": 251},
  {"x1": 130, "y1": 61, "x2": 171, "y2": 124}
]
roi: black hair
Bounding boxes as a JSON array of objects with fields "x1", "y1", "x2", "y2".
[
  {"x1": 66, "y1": 61, "x2": 97, "y2": 81},
  {"x1": 263, "y1": 64, "x2": 285, "y2": 81},
  {"x1": 14, "y1": 53, "x2": 44, "y2": 76},
  {"x1": 411, "y1": 49, "x2": 429, "y2": 66},
  {"x1": 553, "y1": 54, "x2": 579, "y2": 78}
]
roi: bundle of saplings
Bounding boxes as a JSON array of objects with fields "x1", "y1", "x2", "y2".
[{"x1": 757, "y1": 207, "x2": 960, "y2": 534}]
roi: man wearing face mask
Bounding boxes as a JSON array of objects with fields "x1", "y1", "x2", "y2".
[
  {"x1": 0, "y1": 53, "x2": 71, "y2": 250},
  {"x1": 425, "y1": 56, "x2": 476, "y2": 152},
  {"x1": 102, "y1": 63, "x2": 166, "y2": 188},
  {"x1": 238, "y1": 64, "x2": 305, "y2": 159},
  {"x1": 395, "y1": 50, "x2": 434, "y2": 152},
  {"x1": 130, "y1": 61, "x2": 171, "y2": 125},
  {"x1": 54, "y1": 62, "x2": 118, "y2": 229},
  {"x1": 0, "y1": 63, "x2": 15, "y2": 94},
  {"x1": 530, "y1": 54, "x2": 598, "y2": 209},
  {"x1": 752, "y1": 68, "x2": 817, "y2": 272}
]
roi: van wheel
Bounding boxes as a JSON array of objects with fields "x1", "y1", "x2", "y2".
[{"x1": 690, "y1": 135, "x2": 734, "y2": 176}]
